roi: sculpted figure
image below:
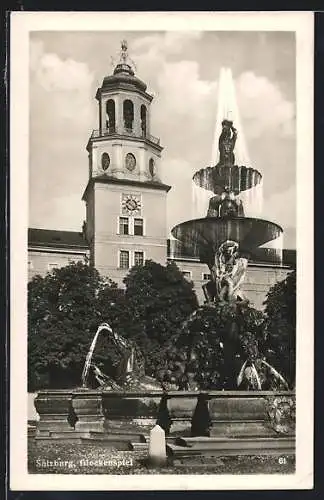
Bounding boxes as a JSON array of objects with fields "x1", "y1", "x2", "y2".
[
  {"x1": 207, "y1": 188, "x2": 242, "y2": 219},
  {"x1": 82, "y1": 323, "x2": 163, "y2": 391},
  {"x1": 203, "y1": 240, "x2": 248, "y2": 303},
  {"x1": 219, "y1": 119, "x2": 237, "y2": 166},
  {"x1": 219, "y1": 187, "x2": 239, "y2": 218}
]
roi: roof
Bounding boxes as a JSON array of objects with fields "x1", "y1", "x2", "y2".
[
  {"x1": 96, "y1": 41, "x2": 152, "y2": 101},
  {"x1": 82, "y1": 175, "x2": 171, "y2": 201},
  {"x1": 28, "y1": 228, "x2": 89, "y2": 250}
]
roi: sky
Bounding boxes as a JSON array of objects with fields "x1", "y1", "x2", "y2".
[{"x1": 29, "y1": 30, "x2": 296, "y2": 248}]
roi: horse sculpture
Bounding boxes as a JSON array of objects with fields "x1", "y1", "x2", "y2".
[{"x1": 81, "y1": 323, "x2": 163, "y2": 391}]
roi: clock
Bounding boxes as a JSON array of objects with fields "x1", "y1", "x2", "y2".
[
  {"x1": 125, "y1": 153, "x2": 136, "y2": 172},
  {"x1": 101, "y1": 152, "x2": 110, "y2": 171},
  {"x1": 122, "y1": 194, "x2": 142, "y2": 215}
]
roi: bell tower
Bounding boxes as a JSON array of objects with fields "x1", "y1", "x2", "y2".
[{"x1": 82, "y1": 41, "x2": 171, "y2": 283}]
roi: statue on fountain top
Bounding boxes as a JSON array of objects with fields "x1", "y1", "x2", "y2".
[{"x1": 218, "y1": 119, "x2": 237, "y2": 166}]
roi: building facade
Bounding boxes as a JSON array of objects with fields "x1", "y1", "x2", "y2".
[{"x1": 28, "y1": 42, "x2": 295, "y2": 309}]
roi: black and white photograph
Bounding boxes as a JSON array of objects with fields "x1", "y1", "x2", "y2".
[{"x1": 10, "y1": 11, "x2": 313, "y2": 491}]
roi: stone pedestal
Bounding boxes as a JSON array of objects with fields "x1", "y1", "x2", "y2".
[
  {"x1": 72, "y1": 391, "x2": 105, "y2": 433},
  {"x1": 102, "y1": 393, "x2": 161, "y2": 433},
  {"x1": 32, "y1": 389, "x2": 295, "y2": 444},
  {"x1": 167, "y1": 395, "x2": 198, "y2": 435},
  {"x1": 34, "y1": 390, "x2": 74, "y2": 435},
  {"x1": 208, "y1": 392, "x2": 272, "y2": 437}
]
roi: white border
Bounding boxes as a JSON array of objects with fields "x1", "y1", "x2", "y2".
[{"x1": 10, "y1": 11, "x2": 314, "y2": 491}]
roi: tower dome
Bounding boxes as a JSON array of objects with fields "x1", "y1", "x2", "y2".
[{"x1": 100, "y1": 40, "x2": 147, "y2": 93}]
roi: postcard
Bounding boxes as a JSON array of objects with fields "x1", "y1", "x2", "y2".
[{"x1": 10, "y1": 11, "x2": 313, "y2": 491}]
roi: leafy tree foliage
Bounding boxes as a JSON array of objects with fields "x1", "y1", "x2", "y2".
[
  {"x1": 122, "y1": 260, "x2": 199, "y2": 376},
  {"x1": 159, "y1": 300, "x2": 266, "y2": 390},
  {"x1": 28, "y1": 260, "x2": 198, "y2": 389},
  {"x1": 158, "y1": 272, "x2": 296, "y2": 391},
  {"x1": 263, "y1": 270, "x2": 296, "y2": 388},
  {"x1": 28, "y1": 262, "x2": 127, "y2": 390},
  {"x1": 28, "y1": 257, "x2": 295, "y2": 392}
]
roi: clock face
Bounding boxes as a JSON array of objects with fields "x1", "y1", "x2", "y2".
[
  {"x1": 101, "y1": 152, "x2": 110, "y2": 171},
  {"x1": 126, "y1": 199, "x2": 138, "y2": 211},
  {"x1": 122, "y1": 194, "x2": 141, "y2": 215},
  {"x1": 125, "y1": 153, "x2": 136, "y2": 172}
]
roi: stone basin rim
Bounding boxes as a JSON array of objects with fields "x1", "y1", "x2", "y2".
[
  {"x1": 172, "y1": 216, "x2": 284, "y2": 236},
  {"x1": 35, "y1": 389, "x2": 295, "y2": 398}
]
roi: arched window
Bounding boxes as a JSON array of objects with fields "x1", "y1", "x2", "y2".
[
  {"x1": 106, "y1": 99, "x2": 115, "y2": 133},
  {"x1": 123, "y1": 99, "x2": 134, "y2": 131},
  {"x1": 149, "y1": 158, "x2": 155, "y2": 177},
  {"x1": 140, "y1": 105, "x2": 147, "y2": 137}
]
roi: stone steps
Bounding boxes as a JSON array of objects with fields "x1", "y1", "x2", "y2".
[
  {"x1": 83, "y1": 431, "x2": 145, "y2": 442},
  {"x1": 167, "y1": 436, "x2": 295, "y2": 458},
  {"x1": 128, "y1": 434, "x2": 177, "y2": 451},
  {"x1": 178, "y1": 435, "x2": 294, "y2": 447},
  {"x1": 209, "y1": 420, "x2": 281, "y2": 437},
  {"x1": 129, "y1": 442, "x2": 150, "y2": 451},
  {"x1": 35, "y1": 430, "x2": 84, "y2": 444},
  {"x1": 34, "y1": 429, "x2": 146, "y2": 449}
]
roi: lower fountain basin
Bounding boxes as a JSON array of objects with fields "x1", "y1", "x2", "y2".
[
  {"x1": 171, "y1": 216, "x2": 283, "y2": 260},
  {"x1": 33, "y1": 390, "x2": 295, "y2": 442}
]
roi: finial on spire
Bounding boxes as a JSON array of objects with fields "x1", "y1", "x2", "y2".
[
  {"x1": 120, "y1": 39, "x2": 128, "y2": 63},
  {"x1": 113, "y1": 39, "x2": 136, "y2": 75}
]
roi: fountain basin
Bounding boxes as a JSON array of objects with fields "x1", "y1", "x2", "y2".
[
  {"x1": 171, "y1": 216, "x2": 283, "y2": 260},
  {"x1": 33, "y1": 390, "x2": 295, "y2": 442},
  {"x1": 193, "y1": 165, "x2": 262, "y2": 195}
]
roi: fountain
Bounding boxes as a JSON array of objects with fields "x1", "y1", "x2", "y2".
[
  {"x1": 172, "y1": 117, "x2": 282, "y2": 304},
  {"x1": 171, "y1": 118, "x2": 287, "y2": 392}
]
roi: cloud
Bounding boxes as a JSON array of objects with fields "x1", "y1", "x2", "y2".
[
  {"x1": 30, "y1": 192, "x2": 85, "y2": 231},
  {"x1": 263, "y1": 184, "x2": 296, "y2": 231},
  {"x1": 28, "y1": 32, "x2": 296, "y2": 244},
  {"x1": 236, "y1": 71, "x2": 295, "y2": 139},
  {"x1": 132, "y1": 33, "x2": 217, "y2": 165},
  {"x1": 132, "y1": 31, "x2": 202, "y2": 58},
  {"x1": 29, "y1": 40, "x2": 95, "y2": 228},
  {"x1": 156, "y1": 60, "x2": 215, "y2": 115},
  {"x1": 163, "y1": 159, "x2": 195, "y2": 233},
  {"x1": 30, "y1": 40, "x2": 94, "y2": 92},
  {"x1": 30, "y1": 40, "x2": 95, "y2": 123}
]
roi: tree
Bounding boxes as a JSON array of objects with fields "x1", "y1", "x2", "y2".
[
  {"x1": 160, "y1": 300, "x2": 266, "y2": 390},
  {"x1": 28, "y1": 261, "x2": 127, "y2": 390},
  {"x1": 122, "y1": 260, "x2": 199, "y2": 377},
  {"x1": 263, "y1": 270, "x2": 296, "y2": 388}
]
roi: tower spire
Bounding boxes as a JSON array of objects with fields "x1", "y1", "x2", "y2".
[
  {"x1": 120, "y1": 39, "x2": 128, "y2": 64},
  {"x1": 113, "y1": 40, "x2": 136, "y2": 76}
]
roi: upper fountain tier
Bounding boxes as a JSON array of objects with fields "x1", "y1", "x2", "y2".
[
  {"x1": 192, "y1": 119, "x2": 262, "y2": 195},
  {"x1": 193, "y1": 68, "x2": 262, "y2": 196}
]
